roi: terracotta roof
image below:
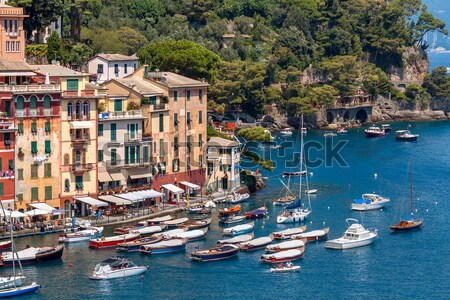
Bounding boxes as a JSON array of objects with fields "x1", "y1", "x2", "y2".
[
  {"x1": 0, "y1": 59, "x2": 32, "y2": 72},
  {"x1": 112, "y1": 76, "x2": 164, "y2": 96},
  {"x1": 207, "y1": 137, "x2": 239, "y2": 148},
  {"x1": 146, "y1": 71, "x2": 209, "y2": 88},
  {"x1": 95, "y1": 53, "x2": 138, "y2": 62},
  {"x1": 29, "y1": 64, "x2": 87, "y2": 77}
]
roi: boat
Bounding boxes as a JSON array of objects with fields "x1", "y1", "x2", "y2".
[
  {"x1": 2, "y1": 245, "x2": 65, "y2": 266},
  {"x1": 114, "y1": 224, "x2": 146, "y2": 235},
  {"x1": 239, "y1": 236, "x2": 273, "y2": 251},
  {"x1": 186, "y1": 204, "x2": 205, "y2": 214},
  {"x1": 265, "y1": 239, "x2": 305, "y2": 253},
  {"x1": 305, "y1": 189, "x2": 317, "y2": 194},
  {"x1": 218, "y1": 205, "x2": 241, "y2": 216},
  {"x1": 390, "y1": 159, "x2": 423, "y2": 232},
  {"x1": 116, "y1": 236, "x2": 163, "y2": 252},
  {"x1": 264, "y1": 129, "x2": 275, "y2": 142},
  {"x1": 153, "y1": 228, "x2": 187, "y2": 239},
  {"x1": 272, "y1": 226, "x2": 307, "y2": 240},
  {"x1": 351, "y1": 193, "x2": 390, "y2": 211},
  {"x1": 337, "y1": 127, "x2": 347, "y2": 134},
  {"x1": 140, "y1": 239, "x2": 187, "y2": 255},
  {"x1": 219, "y1": 214, "x2": 246, "y2": 225},
  {"x1": 325, "y1": 218, "x2": 377, "y2": 250},
  {"x1": 146, "y1": 215, "x2": 173, "y2": 225},
  {"x1": 260, "y1": 248, "x2": 305, "y2": 263},
  {"x1": 365, "y1": 126, "x2": 385, "y2": 138},
  {"x1": 90, "y1": 257, "x2": 147, "y2": 280},
  {"x1": 165, "y1": 228, "x2": 208, "y2": 242},
  {"x1": 89, "y1": 233, "x2": 140, "y2": 249},
  {"x1": 277, "y1": 116, "x2": 312, "y2": 224},
  {"x1": 161, "y1": 217, "x2": 189, "y2": 228},
  {"x1": 129, "y1": 225, "x2": 167, "y2": 237},
  {"x1": 217, "y1": 234, "x2": 254, "y2": 246},
  {"x1": 58, "y1": 227, "x2": 104, "y2": 243},
  {"x1": 188, "y1": 244, "x2": 240, "y2": 262},
  {"x1": 280, "y1": 128, "x2": 293, "y2": 136},
  {"x1": 291, "y1": 228, "x2": 329, "y2": 242},
  {"x1": 222, "y1": 222, "x2": 254, "y2": 236},
  {"x1": 226, "y1": 192, "x2": 250, "y2": 204},
  {"x1": 395, "y1": 130, "x2": 419, "y2": 142},
  {"x1": 0, "y1": 282, "x2": 41, "y2": 298},
  {"x1": 282, "y1": 171, "x2": 306, "y2": 178},
  {"x1": 197, "y1": 207, "x2": 212, "y2": 214},
  {"x1": 381, "y1": 124, "x2": 392, "y2": 132},
  {"x1": 0, "y1": 276, "x2": 25, "y2": 290},
  {"x1": 244, "y1": 206, "x2": 268, "y2": 219},
  {"x1": 178, "y1": 218, "x2": 211, "y2": 230},
  {"x1": 324, "y1": 131, "x2": 337, "y2": 137},
  {"x1": 194, "y1": 214, "x2": 209, "y2": 220},
  {"x1": 0, "y1": 240, "x2": 11, "y2": 250},
  {"x1": 270, "y1": 261, "x2": 301, "y2": 273},
  {"x1": 273, "y1": 177, "x2": 296, "y2": 206}
]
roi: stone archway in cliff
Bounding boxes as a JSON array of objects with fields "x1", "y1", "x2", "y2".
[
  {"x1": 327, "y1": 112, "x2": 334, "y2": 124},
  {"x1": 343, "y1": 111, "x2": 350, "y2": 122},
  {"x1": 355, "y1": 109, "x2": 368, "y2": 123},
  {"x1": 222, "y1": 113, "x2": 236, "y2": 121}
]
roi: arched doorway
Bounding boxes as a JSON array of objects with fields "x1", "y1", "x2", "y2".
[
  {"x1": 64, "y1": 200, "x2": 71, "y2": 218},
  {"x1": 343, "y1": 111, "x2": 350, "y2": 122},
  {"x1": 327, "y1": 112, "x2": 334, "y2": 124},
  {"x1": 355, "y1": 109, "x2": 368, "y2": 123}
]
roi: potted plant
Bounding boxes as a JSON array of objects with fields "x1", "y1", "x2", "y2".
[{"x1": 18, "y1": 148, "x2": 24, "y2": 159}]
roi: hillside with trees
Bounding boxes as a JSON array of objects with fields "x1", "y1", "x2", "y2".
[{"x1": 9, "y1": 0, "x2": 449, "y2": 116}]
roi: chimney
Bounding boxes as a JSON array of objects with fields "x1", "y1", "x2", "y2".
[{"x1": 143, "y1": 65, "x2": 148, "y2": 78}]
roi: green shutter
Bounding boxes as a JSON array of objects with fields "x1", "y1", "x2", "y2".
[
  {"x1": 67, "y1": 79, "x2": 79, "y2": 91},
  {"x1": 15, "y1": 96, "x2": 24, "y2": 110},
  {"x1": 114, "y1": 99, "x2": 122, "y2": 112},
  {"x1": 0, "y1": 183, "x2": 4, "y2": 196},
  {"x1": 45, "y1": 140, "x2": 51, "y2": 154},
  {"x1": 18, "y1": 123, "x2": 23, "y2": 134},
  {"x1": 130, "y1": 146, "x2": 135, "y2": 164},
  {"x1": 111, "y1": 149, "x2": 117, "y2": 165},
  {"x1": 76, "y1": 176, "x2": 83, "y2": 189},
  {"x1": 45, "y1": 186, "x2": 52, "y2": 200},
  {"x1": 0, "y1": 158, "x2": 2, "y2": 170},
  {"x1": 31, "y1": 141, "x2": 38, "y2": 154},
  {"x1": 29, "y1": 96, "x2": 37, "y2": 109},
  {"x1": 159, "y1": 114, "x2": 164, "y2": 132},
  {"x1": 8, "y1": 159, "x2": 13, "y2": 170},
  {"x1": 44, "y1": 163, "x2": 51, "y2": 177},
  {"x1": 136, "y1": 146, "x2": 140, "y2": 163},
  {"x1": 98, "y1": 150, "x2": 103, "y2": 162},
  {"x1": 45, "y1": 121, "x2": 50, "y2": 133},
  {"x1": 43, "y1": 95, "x2": 51, "y2": 109},
  {"x1": 111, "y1": 123, "x2": 116, "y2": 140},
  {"x1": 18, "y1": 169, "x2": 23, "y2": 180},
  {"x1": 31, "y1": 187, "x2": 38, "y2": 200},
  {"x1": 187, "y1": 90, "x2": 190, "y2": 100},
  {"x1": 149, "y1": 96, "x2": 156, "y2": 105},
  {"x1": 124, "y1": 147, "x2": 129, "y2": 164},
  {"x1": 31, "y1": 122, "x2": 37, "y2": 133},
  {"x1": 4, "y1": 133, "x2": 10, "y2": 146},
  {"x1": 199, "y1": 89, "x2": 203, "y2": 100},
  {"x1": 98, "y1": 124, "x2": 103, "y2": 136},
  {"x1": 143, "y1": 146, "x2": 148, "y2": 163},
  {"x1": 174, "y1": 91, "x2": 178, "y2": 102}
]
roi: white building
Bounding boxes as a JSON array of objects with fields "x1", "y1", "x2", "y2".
[{"x1": 88, "y1": 54, "x2": 139, "y2": 82}]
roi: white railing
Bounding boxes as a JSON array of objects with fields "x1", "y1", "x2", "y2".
[
  {"x1": 98, "y1": 110, "x2": 143, "y2": 120},
  {"x1": 0, "y1": 84, "x2": 61, "y2": 92}
]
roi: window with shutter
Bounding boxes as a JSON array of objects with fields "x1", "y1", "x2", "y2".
[
  {"x1": 18, "y1": 169, "x2": 23, "y2": 180},
  {"x1": 18, "y1": 123, "x2": 23, "y2": 134},
  {"x1": 111, "y1": 123, "x2": 117, "y2": 140},
  {"x1": 174, "y1": 91, "x2": 178, "y2": 102},
  {"x1": 67, "y1": 79, "x2": 79, "y2": 91},
  {"x1": 75, "y1": 175, "x2": 83, "y2": 189},
  {"x1": 98, "y1": 124, "x2": 103, "y2": 136},
  {"x1": 98, "y1": 150, "x2": 103, "y2": 162},
  {"x1": 44, "y1": 163, "x2": 51, "y2": 178},
  {"x1": 45, "y1": 121, "x2": 51, "y2": 133},
  {"x1": 159, "y1": 114, "x2": 164, "y2": 132},
  {"x1": 31, "y1": 122, "x2": 37, "y2": 134},
  {"x1": 31, "y1": 187, "x2": 38, "y2": 200},
  {"x1": 0, "y1": 183, "x2": 4, "y2": 196},
  {"x1": 45, "y1": 186, "x2": 52, "y2": 200},
  {"x1": 31, "y1": 141, "x2": 38, "y2": 154},
  {"x1": 31, "y1": 164, "x2": 38, "y2": 179},
  {"x1": 8, "y1": 159, "x2": 13, "y2": 170},
  {"x1": 143, "y1": 146, "x2": 148, "y2": 163},
  {"x1": 45, "y1": 140, "x2": 51, "y2": 154},
  {"x1": 111, "y1": 149, "x2": 117, "y2": 165},
  {"x1": 114, "y1": 99, "x2": 122, "y2": 112}
]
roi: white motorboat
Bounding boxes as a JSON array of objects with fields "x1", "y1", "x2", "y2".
[
  {"x1": 140, "y1": 239, "x2": 187, "y2": 254},
  {"x1": 305, "y1": 189, "x2": 317, "y2": 194},
  {"x1": 270, "y1": 262, "x2": 301, "y2": 273},
  {"x1": 271, "y1": 226, "x2": 307, "y2": 240},
  {"x1": 0, "y1": 276, "x2": 25, "y2": 289},
  {"x1": 129, "y1": 225, "x2": 167, "y2": 236},
  {"x1": 280, "y1": 129, "x2": 293, "y2": 136},
  {"x1": 276, "y1": 207, "x2": 311, "y2": 224},
  {"x1": 58, "y1": 227, "x2": 104, "y2": 243},
  {"x1": 324, "y1": 131, "x2": 337, "y2": 137},
  {"x1": 351, "y1": 194, "x2": 390, "y2": 211},
  {"x1": 78, "y1": 220, "x2": 92, "y2": 229},
  {"x1": 365, "y1": 126, "x2": 385, "y2": 138},
  {"x1": 222, "y1": 222, "x2": 254, "y2": 236},
  {"x1": 239, "y1": 236, "x2": 273, "y2": 251},
  {"x1": 265, "y1": 239, "x2": 305, "y2": 253},
  {"x1": 261, "y1": 248, "x2": 305, "y2": 263},
  {"x1": 219, "y1": 215, "x2": 246, "y2": 225},
  {"x1": 226, "y1": 192, "x2": 250, "y2": 204},
  {"x1": 290, "y1": 228, "x2": 329, "y2": 242},
  {"x1": 90, "y1": 257, "x2": 147, "y2": 280},
  {"x1": 162, "y1": 217, "x2": 189, "y2": 228},
  {"x1": 164, "y1": 228, "x2": 208, "y2": 241},
  {"x1": 217, "y1": 234, "x2": 254, "y2": 246},
  {"x1": 325, "y1": 218, "x2": 377, "y2": 250}
]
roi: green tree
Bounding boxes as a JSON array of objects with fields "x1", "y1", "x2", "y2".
[
  {"x1": 414, "y1": 8, "x2": 448, "y2": 45},
  {"x1": 117, "y1": 27, "x2": 148, "y2": 55},
  {"x1": 423, "y1": 66, "x2": 450, "y2": 98},
  {"x1": 46, "y1": 31, "x2": 63, "y2": 63}
]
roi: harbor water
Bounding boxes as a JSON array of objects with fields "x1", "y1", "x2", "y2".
[{"x1": 2, "y1": 121, "x2": 449, "y2": 299}]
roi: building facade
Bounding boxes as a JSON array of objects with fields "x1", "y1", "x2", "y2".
[
  {"x1": 0, "y1": 3, "x2": 27, "y2": 61},
  {"x1": 0, "y1": 92, "x2": 15, "y2": 210},
  {"x1": 88, "y1": 54, "x2": 138, "y2": 83}
]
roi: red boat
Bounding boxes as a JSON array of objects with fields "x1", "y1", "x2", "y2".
[
  {"x1": 89, "y1": 233, "x2": 140, "y2": 249},
  {"x1": 0, "y1": 240, "x2": 12, "y2": 250},
  {"x1": 218, "y1": 205, "x2": 241, "y2": 216},
  {"x1": 365, "y1": 126, "x2": 385, "y2": 138}
]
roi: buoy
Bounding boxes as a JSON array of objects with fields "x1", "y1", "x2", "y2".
[
  {"x1": 309, "y1": 220, "x2": 313, "y2": 224},
  {"x1": 374, "y1": 173, "x2": 378, "y2": 178},
  {"x1": 327, "y1": 206, "x2": 330, "y2": 210},
  {"x1": 415, "y1": 209, "x2": 418, "y2": 212},
  {"x1": 261, "y1": 226, "x2": 264, "y2": 229},
  {"x1": 69, "y1": 263, "x2": 73, "y2": 267},
  {"x1": 310, "y1": 172, "x2": 313, "y2": 176},
  {"x1": 151, "y1": 222, "x2": 154, "y2": 226},
  {"x1": 435, "y1": 202, "x2": 438, "y2": 205},
  {"x1": 262, "y1": 221, "x2": 265, "y2": 225},
  {"x1": 380, "y1": 208, "x2": 383, "y2": 212},
  {"x1": 140, "y1": 275, "x2": 144, "y2": 279},
  {"x1": 323, "y1": 221, "x2": 326, "y2": 226},
  {"x1": 426, "y1": 209, "x2": 429, "y2": 212}
]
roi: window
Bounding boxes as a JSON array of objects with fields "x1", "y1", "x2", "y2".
[
  {"x1": 76, "y1": 101, "x2": 82, "y2": 117},
  {"x1": 0, "y1": 183, "x2": 3, "y2": 196},
  {"x1": 11, "y1": 41, "x2": 14, "y2": 52},
  {"x1": 114, "y1": 64, "x2": 119, "y2": 77},
  {"x1": 124, "y1": 64, "x2": 128, "y2": 74},
  {"x1": 124, "y1": 146, "x2": 129, "y2": 164},
  {"x1": 143, "y1": 146, "x2": 148, "y2": 163},
  {"x1": 44, "y1": 163, "x2": 51, "y2": 178},
  {"x1": 4, "y1": 133, "x2": 10, "y2": 147},
  {"x1": 45, "y1": 186, "x2": 52, "y2": 200},
  {"x1": 17, "y1": 169, "x2": 23, "y2": 180},
  {"x1": 15, "y1": 95, "x2": 24, "y2": 110},
  {"x1": 5, "y1": 41, "x2": 9, "y2": 52},
  {"x1": 134, "y1": 63, "x2": 137, "y2": 70},
  {"x1": 31, "y1": 164, "x2": 38, "y2": 179},
  {"x1": 149, "y1": 96, "x2": 156, "y2": 105},
  {"x1": 98, "y1": 124, "x2": 103, "y2": 136},
  {"x1": 174, "y1": 91, "x2": 178, "y2": 102},
  {"x1": 111, "y1": 149, "x2": 117, "y2": 166},
  {"x1": 129, "y1": 146, "x2": 136, "y2": 164},
  {"x1": 3, "y1": 20, "x2": 7, "y2": 32},
  {"x1": 83, "y1": 101, "x2": 90, "y2": 117},
  {"x1": 75, "y1": 175, "x2": 83, "y2": 190},
  {"x1": 159, "y1": 114, "x2": 164, "y2": 132},
  {"x1": 15, "y1": 41, "x2": 19, "y2": 52},
  {"x1": 31, "y1": 187, "x2": 38, "y2": 200},
  {"x1": 187, "y1": 90, "x2": 191, "y2": 101},
  {"x1": 199, "y1": 154, "x2": 203, "y2": 167},
  {"x1": 64, "y1": 179, "x2": 70, "y2": 192},
  {"x1": 30, "y1": 95, "x2": 37, "y2": 110},
  {"x1": 45, "y1": 121, "x2": 51, "y2": 133},
  {"x1": 110, "y1": 123, "x2": 117, "y2": 141},
  {"x1": 31, "y1": 121, "x2": 37, "y2": 134},
  {"x1": 64, "y1": 154, "x2": 70, "y2": 165},
  {"x1": 114, "y1": 99, "x2": 122, "y2": 112},
  {"x1": 18, "y1": 123, "x2": 23, "y2": 134},
  {"x1": 199, "y1": 133, "x2": 203, "y2": 147},
  {"x1": 172, "y1": 159, "x2": 179, "y2": 172},
  {"x1": 199, "y1": 89, "x2": 203, "y2": 100},
  {"x1": 174, "y1": 113, "x2": 179, "y2": 128},
  {"x1": 14, "y1": 20, "x2": 17, "y2": 33},
  {"x1": 159, "y1": 139, "x2": 164, "y2": 156},
  {"x1": 16, "y1": 194, "x2": 23, "y2": 202},
  {"x1": 31, "y1": 141, "x2": 38, "y2": 154},
  {"x1": 45, "y1": 140, "x2": 51, "y2": 154},
  {"x1": 98, "y1": 150, "x2": 103, "y2": 162},
  {"x1": 187, "y1": 156, "x2": 191, "y2": 170},
  {"x1": 174, "y1": 137, "x2": 179, "y2": 151},
  {"x1": 97, "y1": 64, "x2": 104, "y2": 74},
  {"x1": 9, "y1": 20, "x2": 12, "y2": 33},
  {"x1": 67, "y1": 79, "x2": 79, "y2": 91},
  {"x1": 187, "y1": 135, "x2": 191, "y2": 154},
  {"x1": 8, "y1": 159, "x2": 12, "y2": 170},
  {"x1": 198, "y1": 111, "x2": 203, "y2": 124},
  {"x1": 68, "y1": 102, "x2": 74, "y2": 117},
  {"x1": 187, "y1": 112, "x2": 191, "y2": 124}
]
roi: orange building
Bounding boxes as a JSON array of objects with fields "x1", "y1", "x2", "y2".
[{"x1": 0, "y1": 3, "x2": 27, "y2": 61}]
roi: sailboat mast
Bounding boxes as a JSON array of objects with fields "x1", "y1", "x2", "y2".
[
  {"x1": 286, "y1": 175, "x2": 291, "y2": 198},
  {"x1": 298, "y1": 115, "x2": 304, "y2": 198},
  {"x1": 410, "y1": 158, "x2": 413, "y2": 213}
]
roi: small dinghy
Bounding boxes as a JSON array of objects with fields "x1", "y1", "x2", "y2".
[
  {"x1": 153, "y1": 228, "x2": 187, "y2": 239},
  {"x1": 304, "y1": 189, "x2": 317, "y2": 194},
  {"x1": 239, "y1": 236, "x2": 273, "y2": 251},
  {"x1": 218, "y1": 205, "x2": 241, "y2": 216},
  {"x1": 219, "y1": 214, "x2": 246, "y2": 225},
  {"x1": 165, "y1": 228, "x2": 208, "y2": 242},
  {"x1": 260, "y1": 248, "x2": 305, "y2": 263},
  {"x1": 270, "y1": 261, "x2": 300, "y2": 273},
  {"x1": 178, "y1": 218, "x2": 211, "y2": 230},
  {"x1": 89, "y1": 233, "x2": 140, "y2": 249},
  {"x1": 90, "y1": 257, "x2": 147, "y2": 280},
  {"x1": 222, "y1": 222, "x2": 254, "y2": 236},
  {"x1": 265, "y1": 239, "x2": 305, "y2": 253},
  {"x1": 271, "y1": 226, "x2": 307, "y2": 240},
  {"x1": 189, "y1": 244, "x2": 239, "y2": 262},
  {"x1": 147, "y1": 215, "x2": 173, "y2": 225},
  {"x1": 244, "y1": 207, "x2": 268, "y2": 219},
  {"x1": 217, "y1": 234, "x2": 254, "y2": 246}
]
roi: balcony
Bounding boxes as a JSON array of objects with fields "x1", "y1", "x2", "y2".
[
  {"x1": 15, "y1": 107, "x2": 61, "y2": 117},
  {"x1": 149, "y1": 103, "x2": 168, "y2": 112},
  {"x1": 71, "y1": 163, "x2": 94, "y2": 172},
  {"x1": 125, "y1": 132, "x2": 142, "y2": 142},
  {"x1": 29, "y1": 109, "x2": 38, "y2": 117},
  {"x1": 63, "y1": 89, "x2": 96, "y2": 98},
  {"x1": 105, "y1": 158, "x2": 151, "y2": 170},
  {"x1": 0, "y1": 83, "x2": 61, "y2": 93},
  {"x1": 68, "y1": 113, "x2": 89, "y2": 121},
  {"x1": 0, "y1": 121, "x2": 14, "y2": 132},
  {"x1": 99, "y1": 110, "x2": 143, "y2": 120},
  {"x1": 71, "y1": 134, "x2": 89, "y2": 143}
]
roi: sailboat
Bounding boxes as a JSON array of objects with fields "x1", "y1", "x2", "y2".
[
  {"x1": 272, "y1": 177, "x2": 296, "y2": 206},
  {"x1": 0, "y1": 205, "x2": 41, "y2": 297},
  {"x1": 389, "y1": 159, "x2": 423, "y2": 232},
  {"x1": 277, "y1": 115, "x2": 312, "y2": 224}
]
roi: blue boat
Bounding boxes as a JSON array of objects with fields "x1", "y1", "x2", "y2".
[
  {"x1": 0, "y1": 282, "x2": 41, "y2": 298},
  {"x1": 189, "y1": 244, "x2": 240, "y2": 262},
  {"x1": 139, "y1": 239, "x2": 187, "y2": 255}
]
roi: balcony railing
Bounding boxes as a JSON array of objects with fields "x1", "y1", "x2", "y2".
[
  {"x1": 99, "y1": 110, "x2": 143, "y2": 120},
  {"x1": 29, "y1": 109, "x2": 38, "y2": 116},
  {"x1": 125, "y1": 132, "x2": 142, "y2": 142},
  {"x1": 70, "y1": 134, "x2": 89, "y2": 143},
  {"x1": 149, "y1": 103, "x2": 168, "y2": 112},
  {"x1": 15, "y1": 107, "x2": 61, "y2": 117},
  {"x1": 71, "y1": 163, "x2": 94, "y2": 172},
  {"x1": 63, "y1": 89, "x2": 96, "y2": 97},
  {"x1": 68, "y1": 114, "x2": 89, "y2": 121},
  {"x1": 105, "y1": 158, "x2": 151, "y2": 169},
  {"x1": 0, "y1": 83, "x2": 61, "y2": 92}
]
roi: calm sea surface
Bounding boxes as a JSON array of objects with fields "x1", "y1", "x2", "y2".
[{"x1": 3, "y1": 121, "x2": 450, "y2": 300}]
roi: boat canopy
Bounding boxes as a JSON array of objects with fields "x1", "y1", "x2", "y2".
[
  {"x1": 401, "y1": 213, "x2": 414, "y2": 221},
  {"x1": 353, "y1": 199, "x2": 371, "y2": 204}
]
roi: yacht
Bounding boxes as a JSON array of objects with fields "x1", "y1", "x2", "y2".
[
  {"x1": 90, "y1": 257, "x2": 147, "y2": 280},
  {"x1": 351, "y1": 193, "x2": 390, "y2": 211},
  {"x1": 325, "y1": 218, "x2": 377, "y2": 250},
  {"x1": 365, "y1": 126, "x2": 385, "y2": 138}
]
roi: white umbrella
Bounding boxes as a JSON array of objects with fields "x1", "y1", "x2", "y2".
[
  {"x1": 0, "y1": 210, "x2": 26, "y2": 218},
  {"x1": 25, "y1": 209, "x2": 50, "y2": 216}
]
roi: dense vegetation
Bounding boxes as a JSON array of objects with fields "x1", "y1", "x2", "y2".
[
  {"x1": 238, "y1": 126, "x2": 272, "y2": 143},
  {"x1": 10, "y1": 0, "x2": 448, "y2": 116}
]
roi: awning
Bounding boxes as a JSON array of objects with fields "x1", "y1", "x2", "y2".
[
  {"x1": 0, "y1": 210, "x2": 26, "y2": 218},
  {"x1": 161, "y1": 184, "x2": 184, "y2": 194},
  {"x1": 98, "y1": 195, "x2": 132, "y2": 205},
  {"x1": 0, "y1": 199, "x2": 15, "y2": 210},
  {"x1": 70, "y1": 121, "x2": 94, "y2": 129},
  {"x1": 127, "y1": 168, "x2": 151, "y2": 180},
  {"x1": 98, "y1": 172, "x2": 113, "y2": 182},
  {"x1": 179, "y1": 181, "x2": 201, "y2": 190},
  {"x1": 134, "y1": 189, "x2": 163, "y2": 199},
  {"x1": 75, "y1": 196, "x2": 108, "y2": 207},
  {"x1": 25, "y1": 209, "x2": 49, "y2": 216},
  {"x1": 28, "y1": 202, "x2": 57, "y2": 212},
  {"x1": 109, "y1": 171, "x2": 126, "y2": 182},
  {"x1": 114, "y1": 193, "x2": 145, "y2": 203},
  {"x1": 0, "y1": 72, "x2": 36, "y2": 76}
]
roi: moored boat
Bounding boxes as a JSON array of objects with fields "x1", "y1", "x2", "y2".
[
  {"x1": 381, "y1": 124, "x2": 392, "y2": 132},
  {"x1": 226, "y1": 192, "x2": 250, "y2": 204},
  {"x1": 0, "y1": 240, "x2": 11, "y2": 250},
  {"x1": 351, "y1": 194, "x2": 390, "y2": 211},
  {"x1": 324, "y1": 131, "x2": 337, "y2": 137},
  {"x1": 178, "y1": 218, "x2": 211, "y2": 230},
  {"x1": 244, "y1": 207, "x2": 268, "y2": 219},
  {"x1": 153, "y1": 228, "x2": 187, "y2": 239},
  {"x1": 222, "y1": 222, "x2": 254, "y2": 236},
  {"x1": 114, "y1": 224, "x2": 146, "y2": 235},
  {"x1": 217, "y1": 234, "x2": 254, "y2": 246},
  {"x1": 2, "y1": 244, "x2": 65, "y2": 266},
  {"x1": 325, "y1": 218, "x2": 377, "y2": 250},
  {"x1": 365, "y1": 126, "x2": 385, "y2": 138},
  {"x1": 260, "y1": 248, "x2": 304, "y2": 263},
  {"x1": 239, "y1": 236, "x2": 273, "y2": 251},
  {"x1": 282, "y1": 171, "x2": 306, "y2": 177},
  {"x1": 140, "y1": 239, "x2": 187, "y2": 255},
  {"x1": 265, "y1": 239, "x2": 305, "y2": 253},
  {"x1": 161, "y1": 217, "x2": 189, "y2": 228},
  {"x1": 0, "y1": 282, "x2": 41, "y2": 298},
  {"x1": 188, "y1": 244, "x2": 239, "y2": 262},
  {"x1": 272, "y1": 196, "x2": 296, "y2": 206},
  {"x1": 218, "y1": 205, "x2": 241, "y2": 216},
  {"x1": 129, "y1": 225, "x2": 167, "y2": 237},
  {"x1": 164, "y1": 228, "x2": 208, "y2": 242},
  {"x1": 116, "y1": 236, "x2": 162, "y2": 252},
  {"x1": 280, "y1": 128, "x2": 293, "y2": 136},
  {"x1": 90, "y1": 257, "x2": 147, "y2": 280},
  {"x1": 272, "y1": 226, "x2": 306, "y2": 240},
  {"x1": 146, "y1": 215, "x2": 173, "y2": 225},
  {"x1": 58, "y1": 227, "x2": 104, "y2": 243},
  {"x1": 186, "y1": 204, "x2": 204, "y2": 214},
  {"x1": 395, "y1": 130, "x2": 419, "y2": 142},
  {"x1": 89, "y1": 233, "x2": 140, "y2": 249},
  {"x1": 291, "y1": 228, "x2": 329, "y2": 242},
  {"x1": 219, "y1": 214, "x2": 246, "y2": 225},
  {"x1": 0, "y1": 276, "x2": 25, "y2": 289}
]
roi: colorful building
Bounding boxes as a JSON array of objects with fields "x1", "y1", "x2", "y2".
[
  {"x1": 0, "y1": 3, "x2": 27, "y2": 61},
  {"x1": 88, "y1": 54, "x2": 138, "y2": 83}
]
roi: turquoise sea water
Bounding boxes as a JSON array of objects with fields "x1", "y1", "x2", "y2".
[{"x1": 2, "y1": 121, "x2": 450, "y2": 300}]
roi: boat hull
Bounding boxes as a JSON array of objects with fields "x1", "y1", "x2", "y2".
[
  {"x1": 189, "y1": 245, "x2": 239, "y2": 262},
  {"x1": 365, "y1": 132, "x2": 385, "y2": 138},
  {"x1": 276, "y1": 211, "x2": 310, "y2": 224},
  {"x1": 140, "y1": 244, "x2": 187, "y2": 255},
  {"x1": 0, "y1": 241, "x2": 12, "y2": 250},
  {"x1": 90, "y1": 266, "x2": 147, "y2": 280},
  {"x1": 351, "y1": 201, "x2": 388, "y2": 211},
  {"x1": 396, "y1": 136, "x2": 418, "y2": 142},
  {"x1": 89, "y1": 235, "x2": 139, "y2": 249},
  {"x1": 36, "y1": 245, "x2": 64, "y2": 263},
  {"x1": 325, "y1": 236, "x2": 375, "y2": 250},
  {"x1": 389, "y1": 220, "x2": 423, "y2": 232},
  {"x1": 59, "y1": 232, "x2": 102, "y2": 243},
  {"x1": 240, "y1": 241, "x2": 273, "y2": 252},
  {"x1": 0, "y1": 282, "x2": 40, "y2": 298},
  {"x1": 270, "y1": 266, "x2": 300, "y2": 273},
  {"x1": 261, "y1": 251, "x2": 304, "y2": 263}
]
